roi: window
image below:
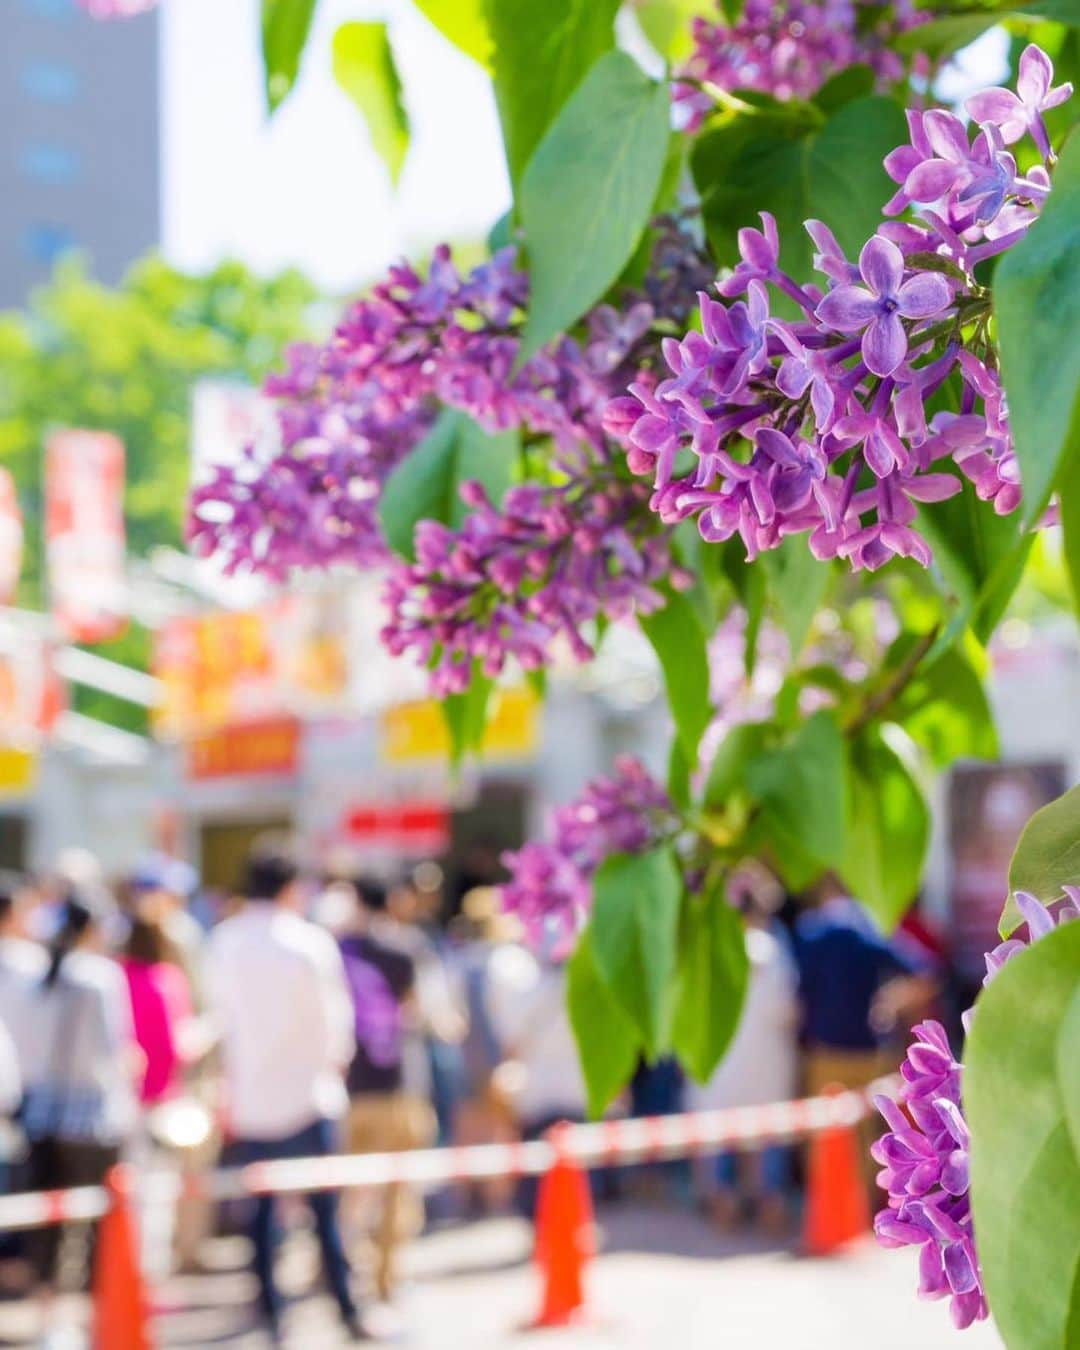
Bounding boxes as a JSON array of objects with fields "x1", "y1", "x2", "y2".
[
  {"x1": 21, "y1": 63, "x2": 80, "y2": 103},
  {"x1": 22, "y1": 223, "x2": 77, "y2": 265},
  {"x1": 20, "y1": 143, "x2": 80, "y2": 185}
]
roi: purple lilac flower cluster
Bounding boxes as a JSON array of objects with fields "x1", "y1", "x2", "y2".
[
  {"x1": 381, "y1": 478, "x2": 683, "y2": 695},
  {"x1": 611, "y1": 46, "x2": 1072, "y2": 573},
  {"x1": 375, "y1": 227, "x2": 713, "y2": 692},
  {"x1": 191, "y1": 227, "x2": 712, "y2": 683},
  {"x1": 671, "y1": 0, "x2": 924, "y2": 132},
  {"x1": 873, "y1": 888, "x2": 1079, "y2": 1329},
  {"x1": 499, "y1": 756, "x2": 676, "y2": 951},
  {"x1": 189, "y1": 247, "x2": 533, "y2": 575}
]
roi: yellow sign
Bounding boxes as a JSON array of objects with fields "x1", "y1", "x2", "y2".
[
  {"x1": 0, "y1": 747, "x2": 36, "y2": 797},
  {"x1": 381, "y1": 687, "x2": 539, "y2": 764}
]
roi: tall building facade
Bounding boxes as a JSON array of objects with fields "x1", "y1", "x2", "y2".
[{"x1": 0, "y1": 0, "x2": 160, "y2": 307}]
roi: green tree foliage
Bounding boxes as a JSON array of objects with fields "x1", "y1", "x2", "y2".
[
  {"x1": 0, "y1": 254, "x2": 316, "y2": 730},
  {"x1": 0, "y1": 253, "x2": 315, "y2": 595}
]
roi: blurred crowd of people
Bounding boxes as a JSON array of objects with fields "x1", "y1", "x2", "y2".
[{"x1": 0, "y1": 839, "x2": 949, "y2": 1345}]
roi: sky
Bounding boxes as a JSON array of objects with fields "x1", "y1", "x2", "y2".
[
  {"x1": 161, "y1": 0, "x2": 511, "y2": 293},
  {"x1": 160, "y1": 1, "x2": 1010, "y2": 296}
]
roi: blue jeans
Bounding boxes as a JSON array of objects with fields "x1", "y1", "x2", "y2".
[
  {"x1": 232, "y1": 1117, "x2": 356, "y2": 1327},
  {"x1": 715, "y1": 1144, "x2": 790, "y2": 1194}
]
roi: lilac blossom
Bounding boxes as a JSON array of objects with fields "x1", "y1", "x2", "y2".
[
  {"x1": 671, "y1": 0, "x2": 925, "y2": 132},
  {"x1": 612, "y1": 47, "x2": 1072, "y2": 573},
  {"x1": 815, "y1": 236, "x2": 953, "y2": 378},
  {"x1": 380, "y1": 477, "x2": 686, "y2": 694},
  {"x1": 192, "y1": 227, "x2": 710, "y2": 686},
  {"x1": 966, "y1": 43, "x2": 1073, "y2": 161},
  {"x1": 499, "y1": 757, "x2": 676, "y2": 950},
  {"x1": 874, "y1": 888, "x2": 1079, "y2": 1329}
]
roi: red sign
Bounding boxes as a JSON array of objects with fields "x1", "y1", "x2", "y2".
[
  {"x1": 0, "y1": 470, "x2": 23, "y2": 606},
  {"x1": 45, "y1": 430, "x2": 127, "y2": 644},
  {"x1": 344, "y1": 801, "x2": 450, "y2": 856},
  {"x1": 187, "y1": 716, "x2": 300, "y2": 780},
  {"x1": 0, "y1": 621, "x2": 65, "y2": 745}
]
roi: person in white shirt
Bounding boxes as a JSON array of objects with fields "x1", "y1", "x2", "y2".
[
  {"x1": 19, "y1": 888, "x2": 138, "y2": 1312},
  {"x1": 485, "y1": 943, "x2": 588, "y2": 1130},
  {"x1": 205, "y1": 841, "x2": 364, "y2": 1343},
  {"x1": 0, "y1": 878, "x2": 47, "y2": 1084}
]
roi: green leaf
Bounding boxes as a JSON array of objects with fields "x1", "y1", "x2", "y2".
[
  {"x1": 634, "y1": 0, "x2": 715, "y2": 61},
  {"x1": 746, "y1": 711, "x2": 848, "y2": 870},
  {"x1": 639, "y1": 586, "x2": 712, "y2": 764},
  {"x1": 812, "y1": 65, "x2": 876, "y2": 113},
  {"x1": 916, "y1": 479, "x2": 1028, "y2": 641},
  {"x1": 692, "y1": 95, "x2": 906, "y2": 290},
  {"x1": 1060, "y1": 443, "x2": 1080, "y2": 617},
  {"x1": 840, "y1": 729, "x2": 929, "y2": 933},
  {"x1": 1003, "y1": 783, "x2": 1080, "y2": 933},
  {"x1": 1021, "y1": 0, "x2": 1080, "y2": 25},
  {"x1": 331, "y1": 23, "x2": 410, "y2": 184},
  {"x1": 667, "y1": 736, "x2": 692, "y2": 812},
  {"x1": 590, "y1": 847, "x2": 683, "y2": 1057},
  {"x1": 702, "y1": 721, "x2": 772, "y2": 810},
  {"x1": 894, "y1": 11, "x2": 997, "y2": 57},
  {"x1": 1059, "y1": 981, "x2": 1080, "y2": 1159},
  {"x1": 763, "y1": 537, "x2": 830, "y2": 656},
  {"x1": 518, "y1": 53, "x2": 672, "y2": 359},
  {"x1": 965, "y1": 922, "x2": 1080, "y2": 1350},
  {"x1": 413, "y1": 0, "x2": 492, "y2": 69},
  {"x1": 442, "y1": 663, "x2": 493, "y2": 765},
  {"x1": 262, "y1": 0, "x2": 319, "y2": 113},
  {"x1": 485, "y1": 0, "x2": 620, "y2": 190},
  {"x1": 890, "y1": 640, "x2": 998, "y2": 768},
  {"x1": 671, "y1": 888, "x2": 749, "y2": 1083},
  {"x1": 566, "y1": 924, "x2": 643, "y2": 1118},
  {"x1": 996, "y1": 130, "x2": 1080, "y2": 526},
  {"x1": 378, "y1": 410, "x2": 517, "y2": 560}
]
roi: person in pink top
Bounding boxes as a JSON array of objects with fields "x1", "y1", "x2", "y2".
[{"x1": 120, "y1": 913, "x2": 193, "y2": 1104}]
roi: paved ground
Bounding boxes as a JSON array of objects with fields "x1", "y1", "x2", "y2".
[{"x1": 0, "y1": 1203, "x2": 1004, "y2": 1349}]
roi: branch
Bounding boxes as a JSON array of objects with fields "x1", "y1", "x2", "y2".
[{"x1": 843, "y1": 626, "x2": 940, "y2": 738}]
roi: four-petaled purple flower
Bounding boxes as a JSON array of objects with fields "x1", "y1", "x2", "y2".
[
  {"x1": 967, "y1": 43, "x2": 1073, "y2": 160},
  {"x1": 816, "y1": 236, "x2": 953, "y2": 377}
]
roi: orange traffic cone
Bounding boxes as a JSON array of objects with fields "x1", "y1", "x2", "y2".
[
  {"x1": 531, "y1": 1128, "x2": 595, "y2": 1327},
  {"x1": 92, "y1": 1165, "x2": 154, "y2": 1350},
  {"x1": 803, "y1": 1098, "x2": 871, "y2": 1256}
]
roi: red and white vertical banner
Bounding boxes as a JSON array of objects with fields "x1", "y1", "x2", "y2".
[
  {"x1": 0, "y1": 469, "x2": 23, "y2": 606},
  {"x1": 45, "y1": 430, "x2": 128, "y2": 644}
]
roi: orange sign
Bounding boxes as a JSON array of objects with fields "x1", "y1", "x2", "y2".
[
  {"x1": 45, "y1": 429, "x2": 127, "y2": 643},
  {"x1": 380, "y1": 686, "x2": 539, "y2": 763},
  {"x1": 187, "y1": 716, "x2": 300, "y2": 780},
  {"x1": 153, "y1": 595, "x2": 349, "y2": 739}
]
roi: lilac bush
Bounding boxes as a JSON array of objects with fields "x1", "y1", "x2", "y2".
[
  {"x1": 873, "y1": 888, "x2": 1079, "y2": 1329},
  {"x1": 611, "y1": 45, "x2": 1072, "y2": 571}
]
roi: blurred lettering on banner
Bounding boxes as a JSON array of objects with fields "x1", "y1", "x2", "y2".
[
  {"x1": 153, "y1": 593, "x2": 349, "y2": 739},
  {"x1": 45, "y1": 430, "x2": 127, "y2": 644},
  {"x1": 380, "y1": 686, "x2": 538, "y2": 763},
  {"x1": 0, "y1": 470, "x2": 24, "y2": 606},
  {"x1": 187, "y1": 715, "x2": 300, "y2": 780},
  {"x1": 344, "y1": 801, "x2": 450, "y2": 856},
  {"x1": 0, "y1": 616, "x2": 64, "y2": 748}
]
